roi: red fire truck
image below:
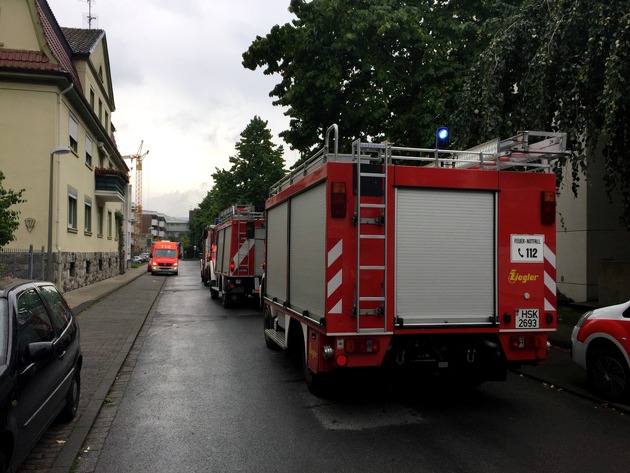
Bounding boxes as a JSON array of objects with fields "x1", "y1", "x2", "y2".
[
  {"x1": 210, "y1": 205, "x2": 265, "y2": 308},
  {"x1": 262, "y1": 124, "x2": 568, "y2": 394}
]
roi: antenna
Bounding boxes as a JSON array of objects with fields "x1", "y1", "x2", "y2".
[{"x1": 82, "y1": 0, "x2": 98, "y2": 29}]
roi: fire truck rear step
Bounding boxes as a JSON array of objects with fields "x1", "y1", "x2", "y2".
[{"x1": 264, "y1": 328, "x2": 287, "y2": 349}]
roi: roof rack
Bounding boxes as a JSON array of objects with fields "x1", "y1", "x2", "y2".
[
  {"x1": 218, "y1": 205, "x2": 264, "y2": 225},
  {"x1": 269, "y1": 126, "x2": 570, "y2": 196}
]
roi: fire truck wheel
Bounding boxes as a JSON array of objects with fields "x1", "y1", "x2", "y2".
[
  {"x1": 222, "y1": 290, "x2": 231, "y2": 309},
  {"x1": 587, "y1": 346, "x2": 630, "y2": 401}
]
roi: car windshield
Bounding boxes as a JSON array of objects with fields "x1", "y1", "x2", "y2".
[
  {"x1": 0, "y1": 299, "x2": 7, "y2": 364},
  {"x1": 154, "y1": 249, "x2": 176, "y2": 258}
]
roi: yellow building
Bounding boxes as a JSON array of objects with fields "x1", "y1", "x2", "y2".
[{"x1": 0, "y1": 0, "x2": 131, "y2": 291}]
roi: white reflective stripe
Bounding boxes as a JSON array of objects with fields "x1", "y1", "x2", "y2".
[
  {"x1": 329, "y1": 299, "x2": 342, "y2": 314},
  {"x1": 328, "y1": 240, "x2": 342, "y2": 267},
  {"x1": 544, "y1": 244, "x2": 556, "y2": 267},
  {"x1": 544, "y1": 298, "x2": 555, "y2": 311},
  {"x1": 328, "y1": 269, "x2": 342, "y2": 295},
  {"x1": 231, "y1": 239, "x2": 254, "y2": 274},
  {"x1": 544, "y1": 271, "x2": 556, "y2": 293}
]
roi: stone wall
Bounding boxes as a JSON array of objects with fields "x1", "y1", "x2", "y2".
[{"x1": 57, "y1": 251, "x2": 122, "y2": 292}]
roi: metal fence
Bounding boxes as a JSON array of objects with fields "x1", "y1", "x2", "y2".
[{"x1": 0, "y1": 245, "x2": 47, "y2": 280}]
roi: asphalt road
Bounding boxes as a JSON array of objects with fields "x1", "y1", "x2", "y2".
[{"x1": 71, "y1": 261, "x2": 630, "y2": 473}]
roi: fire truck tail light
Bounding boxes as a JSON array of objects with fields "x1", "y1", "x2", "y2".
[
  {"x1": 331, "y1": 182, "x2": 347, "y2": 218},
  {"x1": 541, "y1": 191, "x2": 556, "y2": 225},
  {"x1": 345, "y1": 338, "x2": 379, "y2": 354},
  {"x1": 230, "y1": 262, "x2": 235, "y2": 271}
]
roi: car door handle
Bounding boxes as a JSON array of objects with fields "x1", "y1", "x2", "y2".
[{"x1": 57, "y1": 350, "x2": 66, "y2": 359}]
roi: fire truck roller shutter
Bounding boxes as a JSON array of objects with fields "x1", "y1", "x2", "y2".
[
  {"x1": 266, "y1": 202, "x2": 289, "y2": 304},
  {"x1": 221, "y1": 225, "x2": 232, "y2": 274},
  {"x1": 254, "y1": 227, "x2": 265, "y2": 277},
  {"x1": 395, "y1": 188, "x2": 496, "y2": 325},
  {"x1": 289, "y1": 183, "x2": 326, "y2": 321},
  {"x1": 216, "y1": 228, "x2": 225, "y2": 274}
]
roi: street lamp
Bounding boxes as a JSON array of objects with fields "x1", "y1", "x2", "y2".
[{"x1": 47, "y1": 147, "x2": 72, "y2": 282}]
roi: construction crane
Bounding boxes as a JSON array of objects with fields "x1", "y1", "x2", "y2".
[{"x1": 123, "y1": 141, "x2": 149, "y2": 256}]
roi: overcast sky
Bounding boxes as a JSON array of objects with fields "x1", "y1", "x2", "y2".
[{"x1": 47, "y1": 0, "x2": 297, "y2": 218}]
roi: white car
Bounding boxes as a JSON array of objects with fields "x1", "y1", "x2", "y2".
[
  {"x1": 132, "y1": 256, "x2": 143, "y2": 263},
  {"x1": 571, "y1": 300, "x2": 630, "y2": 401}
]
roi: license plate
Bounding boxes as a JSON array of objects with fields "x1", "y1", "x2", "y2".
[{"x1": 515, "y1": 308, "x2": 539, "y2": 329}]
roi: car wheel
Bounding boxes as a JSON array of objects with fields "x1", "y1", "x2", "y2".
[
  {"x1": 587, "y1": 346, "x2": 630, "y2": 401},
  {"x1": 59, "y1": 372, "x2": 81, "y2": 422}
]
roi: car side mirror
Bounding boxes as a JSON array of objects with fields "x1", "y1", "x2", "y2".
[{"x1": 26, "y1": 341, "x2": 55, "y2": 363}]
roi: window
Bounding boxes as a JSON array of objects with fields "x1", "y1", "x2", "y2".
[
  {"x1": 107, "y1": 210, "x2": 112, "y2": 239},
  {"x1": 90, "y1": 88, "x2": 95, "y2": 108},
  {"x1": 98, "y1": 99, "x2": 102, "y2": 121},
  {"x1": 84, "y1": 198, "x2": 92, "y2": 233},
  {"x1": 97, "y1": 205, "x2": 104, "y2": 236},
  {"x1": 39, "y1": 285, "x2": 71, "y2": 332},
  {"x1": 85, "y1": 133, "x2": 93, "y2": 167},
  {"x1": 0, "y1": 300, "x2": 7, "y2": 364},
  {"x1": 68, "y1": 188, "x2": 78, "y2": 230},
  {"x1": 105, "y1": 111, "x2": 109, "y2": 133},
  {"x1": 17, "y1": 289, "x2": 54, "y2": 361},
  {"x1": 69, "y1": 114, "x2": 78, "y2": 152}
]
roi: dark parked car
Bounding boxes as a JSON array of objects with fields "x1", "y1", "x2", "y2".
[{"x1": 0, "y1": 279, "x2": 82, "y2": 473}]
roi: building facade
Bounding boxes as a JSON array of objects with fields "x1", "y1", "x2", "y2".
[
  {"x1": 0, "y1": 0, "x2": 130, "y2": 291},
  {"x1": 557, "y1": 154, "x2": 630, "y2": 305},
  {"x1": 133, "y1": 209, "x2": 188, "y2": 256}
]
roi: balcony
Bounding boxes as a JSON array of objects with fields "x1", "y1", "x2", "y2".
[{"x1": 94, "y1": 168, "x2": 127, "y2": 203}]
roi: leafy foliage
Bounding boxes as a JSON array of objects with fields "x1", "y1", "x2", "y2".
[
  {"x1": 453, "y1": 0, "x2": 630, "y2": 227},
  {"x1": 188, "y1": 117, "x2": 285, "y2": 243},
  {"x1": 0, "y1": 171, "x2": 26, "y2": 247},
  {"x1": 243, "y1": 0, "x2": 517, "y2": 161}
]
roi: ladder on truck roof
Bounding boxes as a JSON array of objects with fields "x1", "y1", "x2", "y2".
[{"x1": 353, "y1": 139, "x2": 389, "y2": 333}]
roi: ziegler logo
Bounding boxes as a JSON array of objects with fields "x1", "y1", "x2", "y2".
[{"x1": 509, "y1": 270, "x2": 539, "y2": 284}]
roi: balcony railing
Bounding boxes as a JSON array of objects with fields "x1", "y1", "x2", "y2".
[{"x1": 95, "y1": 173, "x2": 126, "y2": 202}]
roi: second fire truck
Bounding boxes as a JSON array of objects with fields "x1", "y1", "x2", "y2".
[
  {"x1": 262, "y1": 124, "x2": 567, "y2": 394},
  {"x1": 209, "y1": 205, "x2": 265, "y2": 308}
]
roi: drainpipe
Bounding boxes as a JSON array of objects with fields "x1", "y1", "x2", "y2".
[{"x1": 55, "y1": 83, "x2": 74, "y2": 287}]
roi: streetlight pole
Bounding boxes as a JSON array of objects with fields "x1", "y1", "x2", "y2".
[{"x1": 47, "y1": 147, "x2": 72, "y2": 282}]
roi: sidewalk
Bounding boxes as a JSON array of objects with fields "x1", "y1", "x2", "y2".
[{"x1": 17, "y1": 266, "x2": 165, "y2": 473}]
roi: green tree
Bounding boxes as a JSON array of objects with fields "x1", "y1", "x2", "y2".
[
  {"x1": 188, "y1": 117, "x2": 285, "y2": 243},
  {"x1": 243, "y1": 0, "x2": 516, "y2": 159},
  {"x1": 228, "y1": 116, "x2": 286, "y2": 210},
  {"x1": 0, "y1": 171, "x2": 26, "y2": 247},
  {"x1": 453, "y1": 0, "x2": 630, "y2": 226}
]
